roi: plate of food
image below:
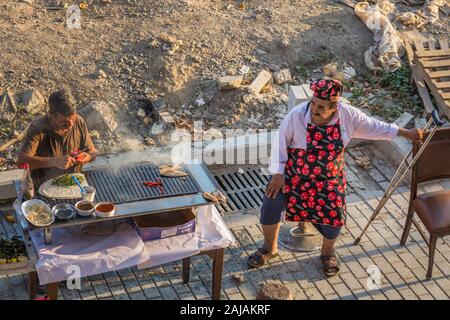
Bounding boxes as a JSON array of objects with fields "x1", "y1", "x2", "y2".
[
  {"x1": 21, "y1": 199, "x2": 54, "y2": 227},
  {"x1": 38, "y1": 173, "x2": 89, "y2": 200}
]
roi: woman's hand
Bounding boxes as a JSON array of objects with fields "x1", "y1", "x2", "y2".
[
  {"x1": 398, "y1": 128, "x2": 424, "y2": 142},
  {"x1": 266, "y1": 174, "x2": 285, "y2": 199}
]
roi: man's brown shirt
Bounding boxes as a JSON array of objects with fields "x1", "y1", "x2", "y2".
[{"x1": 20, "y1": 114, "x2": 95, "y2": 183}]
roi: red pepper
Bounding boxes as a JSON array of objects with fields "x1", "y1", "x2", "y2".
[{"x1": 143, "y1": 179, "x2": 165, "y2": 194}]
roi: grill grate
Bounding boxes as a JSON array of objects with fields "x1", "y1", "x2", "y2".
[
  {"x1": 208, "y1": 165, "x2": 270, "y2": 215},
  {"x1": 35, "y1": 163, "x2": 200, "y2": 206}
]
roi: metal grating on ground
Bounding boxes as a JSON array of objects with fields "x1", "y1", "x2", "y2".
[
  {"x1": 207, "y1": 165, "x2": 270, "y2": 215},
  {"x1": 35, "y1": 163, "x2": 200, "y2": 206}
]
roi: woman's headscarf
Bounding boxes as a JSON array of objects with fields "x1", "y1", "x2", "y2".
[{"x1": 310, "y1": 78, "x2": 344, "y2": 102}]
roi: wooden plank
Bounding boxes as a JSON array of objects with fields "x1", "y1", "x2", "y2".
[
  {"x1": 434, "y1": 81, "x2": 450, "y2": 89},
  {"x1": 416, "y1": 49, "x2": 450, "y2": 58},
  {"x1": 414, "y1": 40, "x2": 425, "y2": 51},
  {"x1": 421, "y1": 59, "x2": 450, "y2": 68},
  {"x1": 442, "y1": 92, "x2": 450, "y2": 99},
  {"x1": 439, "y1": 39, "x2": 449, "y2": 50},
  {"x1": 427, "y1": 40, "x2": 436, "y2": 50},
  {"x1": 415, "y1": 56, "x2": 450, "y2": 118},
  {"x1": 405, "y1": 41, "x2": 415, "y2": 65},
  {"x1": 429, "y1": 70, "x2": 450, "y2": 78},
  {"x1": 412, "y1": 72, "x2": 435, "y2": 114}
]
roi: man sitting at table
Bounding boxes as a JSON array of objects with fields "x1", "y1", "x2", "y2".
[{"x1": 17, "y1": 88, "x2": 97, "y2": 183}]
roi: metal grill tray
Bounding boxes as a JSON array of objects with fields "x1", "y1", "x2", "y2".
[{"x1": 36, "y1": 163, "x2": 200, "y2": 206}]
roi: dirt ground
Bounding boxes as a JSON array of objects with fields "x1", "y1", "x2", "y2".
[{"x1": 0, "y1": 0, "x2": 449, "y2": 165}]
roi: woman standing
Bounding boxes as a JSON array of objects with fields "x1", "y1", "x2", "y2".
[{"x1": 248, "y1": 78, "x2": 422, "y2": 277}]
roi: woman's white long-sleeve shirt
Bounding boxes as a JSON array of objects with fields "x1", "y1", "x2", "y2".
[{"x1": 269, "y1": 101, "x2": 399, "y2": 175}]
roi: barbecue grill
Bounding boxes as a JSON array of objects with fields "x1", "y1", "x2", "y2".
[
  {"x1": 18, "y1": 162, "x2": 219, "y2": 244},
  {"x1": 35, "y1": 163, "x2": 200, "y2": 206}
]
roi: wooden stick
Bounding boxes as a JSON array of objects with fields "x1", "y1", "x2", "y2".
[{"x1": 0, "y1": 125, "x2": 29, "y2": 153}]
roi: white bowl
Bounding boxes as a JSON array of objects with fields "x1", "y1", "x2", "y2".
[
  {"x1": 94, "y1": 202, "x2": 115, "y2": 218},
  {"x1": 21, "y1": 199, "x2": 55, "y2": 227},
  {"x1": 75, "y1": 200, "x2": 95, "y2": 217}
]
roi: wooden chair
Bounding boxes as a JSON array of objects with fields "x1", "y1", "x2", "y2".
[{"x1": 400, "y1": 127, "x2": 450, "y2": 279}]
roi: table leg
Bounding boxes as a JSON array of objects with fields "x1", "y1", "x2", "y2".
[
  {"x1": 47, "y1": 282, "x2": 59, "y2": 300},
  {"x1": 28, "y1": 271, "x2": 38, "y2": 300},
  {"x1": 211, "y1": 248, "x2": 224, "y2": 300},
  {"x1": 182, "y1": 257, "x2": 191, "y2": 284}
]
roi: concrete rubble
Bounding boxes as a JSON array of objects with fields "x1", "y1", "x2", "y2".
[{"x1": 78, "y1": 101, "x2": 118, "y2": 133}]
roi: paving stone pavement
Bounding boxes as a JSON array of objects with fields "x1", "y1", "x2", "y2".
[{"x1": 1, "y1": 144, "x2": 449, "y2": 300}]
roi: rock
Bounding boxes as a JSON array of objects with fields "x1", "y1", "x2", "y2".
[
  {"x1": 151, "y1": 123, "x2": 165, "y2": 135},
  {"x1": 242, "y1": 94, "x2": 254, "y2": 104},
  {"x1": 342, "y1": 92, "x2": 353, "y2": 99},
  {"x1": 137, "y1": 108, "x2": 146, "y2": 118},
  {"x1": 0, "y1": 72, "x2": 4, "y2": 80},
  {"x1": 78, "y1": 101, "x2": 118, "y2": 132},
  {"x1": 143, "y1": 116, "x2": 152, "y2": 126},
  {"x1": 239, "y1": 65, "x2": 250, "y2": 75},
  {"x1": 231, "y1": 274, "x2": 245, "y2": 286},
  {"x1": 343, "y1": 66, "x2": 356, "y2": 80},
  {"x1": 260, "y1": 83, "x2": 272, "y2": 94},
  {"x1": 340, "y1": 96, "x2": 351, "y2": 105},
  {"x1": 414, "y1": 118, "x2": 427, "y2": 129},
  {"x1": 334, "y1": 71, "x2": 345, "y2": 82},
  {"x1": 288, "y1": 85, "x2": 308, "y2": 111},
  {"x1": 195, "y1": 96, "x2": 206, "y2": 107},
  {"x1": 97, "y1": 69, "x2": 107, "y2": 79},
  {"x1": 90, "y1": 130, "x2": 100, "y2": 140},
  {"x1": 273, "y1": 68, "x2": 292, "y2": 85},
  {"x1": 158, "y1": 111, "x2": 176, "y2": 128},
  {"x1": 144, "y1": 137, "x2": 156, "y2": 146},
  {"x1": 323, "y1": 63, "x2": 338, "y2": 76},
  {"x1": 394, "y1": 112, "x2": 414, "y2": 128},
  {"x1": 248, "y1": 70, "x2": 272, "y2": 94},
  {"x1": 0, "y1": 90, "x2": 17, "y2": 122},
  {"x1": 20, "y1": 87, "x2": 45, "y2": 114},
  {"x1": 256, "y1": 283, "x2": 293, "y2": 300},
  {"x1": 279, "y1": 94, "x2": 289, "y2": 103},
  {"x1": 159, "y1": 32, "x2": 183, "y2": 55},
  {"x1": 218, "y1": 75, "x2": 243, "y2": 90}
]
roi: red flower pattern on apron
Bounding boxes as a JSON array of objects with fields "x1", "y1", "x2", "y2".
[{"x1": 284, "y1": 119, "x2": 347, "y2": 227}]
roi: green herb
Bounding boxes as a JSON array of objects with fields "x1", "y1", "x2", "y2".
[{"x1": 52, "y1": 174, "x2": 85, "y2": 187}]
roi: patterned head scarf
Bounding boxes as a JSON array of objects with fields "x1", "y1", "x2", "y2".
[{"x1": 310, "y1": 78, "x2": 343, "y2": 102}]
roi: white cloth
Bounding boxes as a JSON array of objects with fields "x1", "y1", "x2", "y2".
[
  {"x1": 30, "y1": 222, "x2": 147, "y2": 285},
  {"x1": 30, "y1": 205, "x2": 235, "y2": 284},
  {"x1": 137, "y1": 205, "x2": 237, "y2": 269},
  {"x1": 269, "y1": 101, "x2": 399, "y2": 174}
]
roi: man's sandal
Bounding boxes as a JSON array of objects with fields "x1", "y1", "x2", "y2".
[
  {"x1": 321, "y1": 255, "x2": 340, "y2": 277},
  {"x1": 247, "y1": 247, "x2": 278, "y2": 269}
]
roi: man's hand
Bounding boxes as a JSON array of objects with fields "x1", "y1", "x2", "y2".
[
  {"x1": 74, "y1": 152, "x2": 91, "y2": 165},
  {"x1": 398, "y1": 128, "x2": 424, "y2": 142},
  {"x1": 53, "y1": 156, "x2": 76, "y2": 170},
  {"x1": 266, "y1": 174, "x2": 285, "y2": 199}
]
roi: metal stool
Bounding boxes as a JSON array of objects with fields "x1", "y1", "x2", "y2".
[{"x1": 278, "y1": 221, "x2": 322, "y2": 252}]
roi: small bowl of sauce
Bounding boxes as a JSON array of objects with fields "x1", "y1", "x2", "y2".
[
  {"x1": 75, "y1": 200, "x2": 95, "y2": 217},
  {"x1": 94, "y1": 202, "x2": 115, "y2": 218}
]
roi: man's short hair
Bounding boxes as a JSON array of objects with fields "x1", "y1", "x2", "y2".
[{"x1": 48, "y1": 88, "x2": 76, "y2": 116}]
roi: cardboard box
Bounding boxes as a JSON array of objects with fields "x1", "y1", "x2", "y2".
[
  {"x1": 133, "y1": 209, "x2": 196, "y2": 242},
  {"x1": 0, "y1": 169, "x2": 26, "y2": 201}
]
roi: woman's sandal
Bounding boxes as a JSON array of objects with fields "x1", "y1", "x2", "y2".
[
  {"x1": 321, "y1": 255, "x2": 340, "y2": 277},
  {"x1": 247, "y1": 247, "x2": 278, "y2": 269}
]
